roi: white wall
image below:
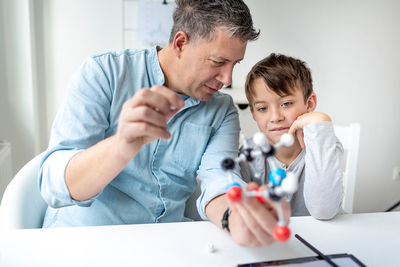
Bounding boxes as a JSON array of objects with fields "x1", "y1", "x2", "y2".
[
  {"x1": 235, "y1": 0, "x2": 400, "y2": 213},
  {"x1": 0, "y1": 0, "x2": 6, "y2": 114},
  {"x1": 2, "y1": 0, "x2": 399, "y2": 213},
  {"x1": 39, "y1": 0, "x2": 123, "y2": 142},
  {"x1": 0, "y1": 0, "x2": 122, "y2": 185},
  {"x1": 0, "y1": 0, "x2": 38, "y2": 174}
]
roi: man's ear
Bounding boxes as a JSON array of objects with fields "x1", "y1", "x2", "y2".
[
  {"x1": 171, "y1": 31, "x2": 189, "y2": 58},
  {"x1": 306, "y1": 93, "x2": 317, "y2": 112}
]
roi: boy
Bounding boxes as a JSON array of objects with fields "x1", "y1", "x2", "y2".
[{"x1": 240, "y1": 53, "x2": 343, "y2": 219}]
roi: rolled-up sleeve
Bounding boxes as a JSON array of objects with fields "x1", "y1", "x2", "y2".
[
  {"x1": 39, "y1": 148, "x2": 96, "y2": 208},
  {"x1": 196, "y1": 97, "x2": 246, "y2": 220}
]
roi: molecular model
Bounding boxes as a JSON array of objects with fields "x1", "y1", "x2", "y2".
[{"x1": 221, "y1": 132, "x2": 298, "y2": 242}]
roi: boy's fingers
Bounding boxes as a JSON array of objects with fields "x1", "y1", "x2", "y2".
[
  {"x1": 296, "y1": 130, "x2": 305, "y2": 149},
  {"x1": 288, "y1": 120, "x2": 305, "y2": 148},
  {"x1": 288, "y1": 121, "x2": 299, "y2": 136}
]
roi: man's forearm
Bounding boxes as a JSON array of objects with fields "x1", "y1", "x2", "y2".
[
  {"x1": 205, "y1": 194, "x2": 229, "y2": 228},
  {"x1": 65, "y1": 135, "x2": 139, "y2": 201}
]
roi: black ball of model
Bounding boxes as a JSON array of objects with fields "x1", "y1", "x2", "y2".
[{"x1": 221, "y1": 158, "x2": 235, "y2": 171}]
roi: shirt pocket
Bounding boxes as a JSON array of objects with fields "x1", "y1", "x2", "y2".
[{"x1": 172, "y1": 122, "x2": 213, "y2": 172}]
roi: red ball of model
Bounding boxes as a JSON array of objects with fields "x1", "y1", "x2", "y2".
[
  {"x1": 227, "y1": 186, "x2": 242, "y2": 202},
  {"x1": 273, "y1": 225, "x2": 291, "y2": 242},
  {"x1": 256, "y1": 187, "x2": 266, "y2": 204}
]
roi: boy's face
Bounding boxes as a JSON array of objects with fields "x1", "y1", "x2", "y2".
[{"x1": 250, "y1": 78, "x2": 316, "y2": 145}]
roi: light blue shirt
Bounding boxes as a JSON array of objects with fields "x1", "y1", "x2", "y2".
[{"x1": 39, "y1": 46, "x2": 241, "y2": 227}]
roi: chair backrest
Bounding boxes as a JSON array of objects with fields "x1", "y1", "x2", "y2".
[
  {"x1": 0, "y1": 152, "x2": 48, "y2": 230},
  {"x1": 333, "y1": 123, "x2": 361, "y2": 214},
  {"x1": 184, "y1": 176, "x2": 202, "y2": 221}
]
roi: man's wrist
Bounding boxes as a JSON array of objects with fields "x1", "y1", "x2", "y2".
[{"x1": 221, "y1": 207, "x2": 231, "y2": 232}]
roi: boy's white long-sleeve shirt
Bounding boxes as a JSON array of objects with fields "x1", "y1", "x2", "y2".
[{"x1": 239, "y1": 121, "x2": 344, "y2": 220}]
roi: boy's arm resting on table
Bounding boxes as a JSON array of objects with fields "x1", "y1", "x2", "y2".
[
  {"x1": 302, "y1": 121, "x2": 344, "y2": 220},
  {"x1": 288, "y1": 112, "x2": 343, "y2": 220}
]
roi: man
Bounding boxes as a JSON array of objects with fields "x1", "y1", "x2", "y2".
[{"x1": 39, "y1": 0, "x2": 289, "y2": 247}]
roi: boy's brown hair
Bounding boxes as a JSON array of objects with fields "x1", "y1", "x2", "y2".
[{"x1": 245, "y1": 53, "x2": 313, "y2": 109}]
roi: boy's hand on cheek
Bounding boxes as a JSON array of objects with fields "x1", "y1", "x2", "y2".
[{"x1": 288, "y1": 112, "x2": 331, "y2": 149}]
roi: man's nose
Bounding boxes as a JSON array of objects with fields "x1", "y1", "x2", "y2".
[{"x1": 217, "y1": 64, "x2": 233, "y2": 86}]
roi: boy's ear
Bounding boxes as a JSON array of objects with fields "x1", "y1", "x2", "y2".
[
  {"x1": 306, "y1": 93, "x2": 317, "y2": 112},
  {"x1": 172, "y1": 31, "x2": 190, "y2": 58}
]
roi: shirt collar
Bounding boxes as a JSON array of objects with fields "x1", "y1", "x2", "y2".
[{"x1": 148, "y1": 46, "x2": 165, "y2": 86}]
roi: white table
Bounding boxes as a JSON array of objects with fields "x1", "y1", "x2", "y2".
[{"x1": 1, "y1": 212, "x2": 399, "y2": 267}]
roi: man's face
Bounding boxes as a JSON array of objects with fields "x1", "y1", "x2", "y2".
[
  {"x1": 177, "y1": 29, "x2": 247, "y2": 101},
  {"x1": 250, "y1": 78, "x2": 314, "y2": 145}
]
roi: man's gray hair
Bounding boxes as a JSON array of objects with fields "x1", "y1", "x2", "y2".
[{"x1": 169, "y1": 0, "x2": 259, "y2": 44}]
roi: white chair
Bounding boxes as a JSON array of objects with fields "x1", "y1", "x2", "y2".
[
  {"x1": 184, "y1": 177, "x2": 202, "y2": 221},
  {"x1": 0, "y1": 152, "x2": 48, "y2": 230},
  {"x1": 334, "y1": 123, "x2": 361, "y2": 214}
]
